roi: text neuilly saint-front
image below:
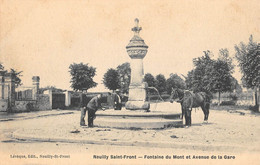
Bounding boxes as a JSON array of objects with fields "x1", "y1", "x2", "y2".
[{"x1": 93, "y1": 155, "x2": 235, "y2": 160}]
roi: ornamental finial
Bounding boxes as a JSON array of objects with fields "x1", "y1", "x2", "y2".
[{"x1": 132, "y1": 18, "x2": 142, "y2": 35}]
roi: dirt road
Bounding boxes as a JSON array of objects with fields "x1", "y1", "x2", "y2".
[{"x1": 0, "y1": 107, "x2": 259, "y2": 165}]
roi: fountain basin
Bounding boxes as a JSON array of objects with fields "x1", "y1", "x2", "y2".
[{"x1": 95, "y1": 102, "x2": 183, "y2": 129}]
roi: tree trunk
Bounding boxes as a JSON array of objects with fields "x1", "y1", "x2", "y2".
[
  {"x1": 255, "y1": 87, "x2": 259, "y2": 112},
  {"x1": 218, "y1": 91, "x2": 221, "y2": 106}
]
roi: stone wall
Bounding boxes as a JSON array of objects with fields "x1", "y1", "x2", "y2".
[
  {"x1": 0, "y1": 99, "x2": 8, "y2": 112},
  {"x1": 14, "y1": 100, "x2": 37, "y2": 112},
  {"x1": 36, "y1": 94, "x2": 51, "y2": 110},
  {"x1": 13, "y1": 94, "x2": 51, "y2": 112}
]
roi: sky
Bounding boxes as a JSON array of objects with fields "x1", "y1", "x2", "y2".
[{"x1": 0, "y1": 0, "x2": 259, "y2": 92}]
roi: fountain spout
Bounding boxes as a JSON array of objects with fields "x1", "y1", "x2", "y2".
[{"x1": 147, "y1": 87, "x2": 164, "y2": 102}]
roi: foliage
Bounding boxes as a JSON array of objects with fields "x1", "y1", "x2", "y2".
[
  {"x1": 69, "y1": 63, "x2": 97, "y2": 92},
  {"x1": 235, "y1": 35, "x2": 259, "y2": 111},
  {"x1": 0, "y1": 63, "x2": 4, "y2": 71},
  {"x1": 144, "y1": 73, "x2": 156, "y2": 87},
  {"x1": 103, "y1": 68, "x2": 120, "y2": 91},
  {"x1": 186, "y1": 50, "x2": 235, "y2": 96},
  {"x1": 116, "y1": 62, "x2": 131, "y2": 94},
  {"x1": 10, "y1": 68, "x2": 23, "y2": 87},
  {"x1": 39, "y1": 86, "x2": 64, "y2": 94},
  {"x1": 0, "y1": 62, "x2": 22, "y2": 87},
  {"x1": 220, "y1": 101, "x2": 236, "y2": 106},
  {"x1": 148, "y1": 94, "x2": 170, "y2": 102},
  {"x1": 166, "y1": 73, "x2": 186, "y2": 94},
  {"x1": 228, "y1": 93, "x2": 238, "y2": 101},
  {"x1": 235, "y1": 35, "x2": 259, "y2": 89},
  {"x1": 209, "y1": 57, "x2": 233, "y2": 94},
  {"x1": 155, "y1": 74, "x2": 167, "y2": 94},
  {"x1": 185, "y1": 70, "x2": 194, "y2": 90},
  {"x1": 230, "y1": 76, "x2": 242, "y2": 93},
  {"x1": 187, "y1": 50, "x2": 215, "y2": 93}
]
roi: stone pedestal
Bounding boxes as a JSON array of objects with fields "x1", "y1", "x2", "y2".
[
  {"x1": 125, "y1": 19, "x2": 150, "y2": 110},
  {"x1": 32, "y1": 76, "x2": 40, "y2": 100},
  {"x1": 126, "y1": 81, "x2": 150, "y2": 110},
  {"x1": 4, "y1": 73, "x2": 15, "y2": 112},
  {"x1": 64, "y1": 91, "x2": 71, "y2": 107}
]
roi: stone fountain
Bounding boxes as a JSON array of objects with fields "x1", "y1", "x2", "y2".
[{"x1": 94, "y1": 19, "x2": 182, "y2": 129}]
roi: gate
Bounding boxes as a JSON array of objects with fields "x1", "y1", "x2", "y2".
[{"x1": 52, "y1": 93, "x2": 65, "y2": 109}]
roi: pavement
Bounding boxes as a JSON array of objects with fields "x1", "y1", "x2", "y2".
[
  {"x1": 0, "y1": 110, "x2": 75, "y2": 122},
  {"x1": 1, "y1": 102, "x2": 259, "y2": 154}
]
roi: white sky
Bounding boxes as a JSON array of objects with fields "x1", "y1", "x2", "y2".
[{"x1": 0, "y1": 0, "x2": 259, "y2": 92}]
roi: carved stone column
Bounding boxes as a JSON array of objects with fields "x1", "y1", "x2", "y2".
[{"x1": 125, "y1": 19, "x2": 150, "y2": 110}]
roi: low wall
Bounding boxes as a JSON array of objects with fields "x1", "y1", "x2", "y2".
[
  {"x1": 14, "y1": 100, "x2": 37, "y2": 112},
  {"x1": 13, "y1": 94, "x2": 51, "y2": 112},
  {"x1": 36, "y1": 94, "x2": 51, "y2": 110},
  {"x1": 0, "y1": 99, "x2": 8, "y2": 112},
  {"x1": 211, "y1": 98, "x2": 254, "y2": 106}
]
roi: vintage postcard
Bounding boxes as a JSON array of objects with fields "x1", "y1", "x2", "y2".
[{"x1": 0, "y1": 0, "x2": 259, "y2": 164}]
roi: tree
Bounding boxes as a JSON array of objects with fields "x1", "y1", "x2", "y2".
[
  {"x1": 103, "y1": 68, "x2": 120, "y2": 91},
  {"x1": 0, "y1": 62, "x2": 22, "y2": 87},
  {"x1": 188, "y1": 50, "x2": 215, "y2": 93},
  {"x1": 185, "y1": 70, "x2": 194, "y2": 90},
  {"x1": 69, "y1": 63, "x2": 97, "y2": 92},
  {"x1": 155, "y1": 74, "x2": 167, "y2": 94},
  {"x1": 39, "y1": 86, "x2": 64, "y2": 94},
  {"x1": 166, "y1": 73, "x2": 186, "y2": 94},
  {"x1": 230, "y1": 77, "x2": 242, "y2": 94},
  {"x1": 235, "y1": 35, "x2": 259, "y2": 111},
  {"x1": 10, "y1": 68, "x2": 23, "y2": 87},
  {"x1": 186, "y1": 49, "x2": 234, "y2": 105},
  {"x1": 0, "y1": 62, "x2": 4, "y2": 71},
  {"x1": 209, "y1": 49, "x2": 234, "y2": 105},
  {"x1": 116, "y1": 62, "x2": 131, "y2": 94},
  {"x1": 144, "y1": 73, "x2": 156, "y2": 87},
  {"x1": 0, "y1": 62, "x2": 6, "y2": 76}
]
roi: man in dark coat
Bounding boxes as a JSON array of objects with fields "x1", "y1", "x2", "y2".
[
  {"x1": 79, "y1": 93, "x2": 88, "y2": 125},
  {"x1": 80, "y1": 93, "x2": 88, "y2": 109},
  {"x1": 80, "y1": 94, "x2": 103, "y2": 127},
  {"x1": 114, "y1": 90, "x2": 122, "y2": 110}
]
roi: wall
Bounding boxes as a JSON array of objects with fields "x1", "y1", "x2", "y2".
[
  {"x1": 70, "y1": 92, "x2": 80, "y2": 107},
  {"x1": 13, "y1": 95, "x2": 51, "y2": 112},
  {"x1": 14, "y1": 100, "x2": 37, "y2": 112},
  {"x1": 212, "y1": 92, "x2": 254, "y2": 106},
  {"x1": 0, "y1": 99, "x2": 8, "y2": 112},
  {"x1": 36, "y1": 94, "x2": 51, "y2": 110}
]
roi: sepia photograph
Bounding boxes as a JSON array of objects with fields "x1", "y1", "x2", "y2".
[{"x1": 0, "y1": 0, "x2": 259, "y2": 164}]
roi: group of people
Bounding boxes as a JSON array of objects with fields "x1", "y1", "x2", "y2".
[{"x1": 80, "y1": 90, "x2": 122, "y2": 127}]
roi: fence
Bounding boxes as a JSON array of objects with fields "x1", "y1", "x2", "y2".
[{"x1": 15, "y1": 86, "x2": 36, "y2": 100}]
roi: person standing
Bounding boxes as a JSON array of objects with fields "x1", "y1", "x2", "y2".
[
  {"x1": 80, "y1": 94, "x2": 103, "y2": 127},
  {"x1": 114, "y1": 90, "x2": 122, "y2": 110},
  {"x1": 80, "y1": 92, "x2": 88, "y2": 126}
]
